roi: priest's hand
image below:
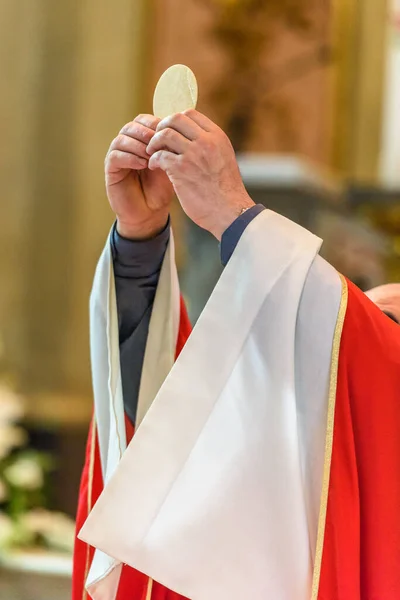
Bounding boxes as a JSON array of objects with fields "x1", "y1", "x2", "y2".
[
  {"x1": 105, "y1": 114, "x2": 174, "y2": 240},
  {"x1": 146, "y1": 109, "x2": 254, "y2": 240}
]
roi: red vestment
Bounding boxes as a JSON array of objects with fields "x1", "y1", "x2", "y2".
[
  {"x1": 75, "y1": 277, "x2": 400, "y2": 599},
  {"x1": 72, "y1": 297, "x2": 191, "y2": 600},
  {"x1": 316, "y1": 280, "x2": 400, "y2": 599}
]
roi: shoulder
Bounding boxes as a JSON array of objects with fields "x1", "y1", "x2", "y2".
[{"x1": 342, "y1": 279, "x2": 400, "y2": 363}]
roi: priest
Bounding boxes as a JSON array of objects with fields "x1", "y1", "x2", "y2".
[
  {"x1": 75, "y1": 110, "x2": 400, "y2": 600},
  {"x1": 72, "y1": 114, "x2": 192, "y2": 600}
]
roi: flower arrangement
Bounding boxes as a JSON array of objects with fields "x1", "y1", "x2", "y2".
[{"x1": 0, "y1": 383, "x2": 75, "y2": 555}]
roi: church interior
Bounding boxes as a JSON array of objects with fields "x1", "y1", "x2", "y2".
[{"x1": 0, "y1": 0, "x2": 399, "y2": 597}]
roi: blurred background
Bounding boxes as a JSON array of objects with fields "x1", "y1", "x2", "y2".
[{"x1": 0, "y1": 0, "x2": 399, "y2": 597}]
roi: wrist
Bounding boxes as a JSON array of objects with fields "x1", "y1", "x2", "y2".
[
  {"x1": 210, "y1": 196, "x2": 255, "y2": 241},
  {"x1": 116, "y1": 214, "x2": 169, "y2": 241}
]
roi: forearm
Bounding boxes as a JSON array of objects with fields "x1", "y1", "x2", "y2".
[
  {"x1": 113, "y1": 204, "x2": 265, "y2": 423},
  {"x1": 112, "y1": 222, "x2": 170, "y2": 423}
]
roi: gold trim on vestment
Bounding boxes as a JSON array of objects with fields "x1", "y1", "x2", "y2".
[
  {"x1": 82, "y1": 418, "x2": 97, "y2": 600},
  {"x1": 109, "y1": 264, "x2": 124, "y2": 460},
  {"x1": 311, "y1": 274, "x2": 348, "y2": 599},
  {"x1": 145, "y1": 577, "x2": 154, "y2": 600}
]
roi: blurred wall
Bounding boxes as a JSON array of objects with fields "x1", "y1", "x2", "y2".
[
  {"x1": 150, "y1": 0, "x2": 332, "y2": 164},
  {"x1": 0, "y1": 0, "x2": 150, "y2": 423},
  {"x1": 0, "y1": 0, "x2": 389, "y2": 423},
  {"x1": 330, "y1": 0, "x2": 388, "y2": 182},
  {"x1": 0, "y1": 0, "x2": 393, "y2": 516},
  {"x1": 150, "y1": 0, "x2": 389, "y2": 182},
  {"x1": 0, "y1": 0, "x2": 391, "y2": 405},
  {"x1": 380, "y1": 0, "x2": 400, "y2": 186}
]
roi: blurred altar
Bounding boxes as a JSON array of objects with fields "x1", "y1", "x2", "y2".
[{"x1": 0, "y1": 0, "x2": 399, "y2": 597}]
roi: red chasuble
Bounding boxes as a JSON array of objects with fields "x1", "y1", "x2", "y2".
[
  {"x1": 314, "y1": 279, "x2": 400, "y2": 599},
  {"x1": 72, "y1": 297, "x2": 191, "y2": 600},
  {"x1": 78, "y1": 212, "x2": 400, "y2": 600},
  {"x1": 79, "y1": 279, "x2": 400, "y2": 600}
]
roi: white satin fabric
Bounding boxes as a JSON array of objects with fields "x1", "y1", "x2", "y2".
[
  {"x1": 86, "y1": 230, "x2": 180, "y2": 599},
  {"x1": 81, "y1": 210, "x2": 342, "y2": 600}
]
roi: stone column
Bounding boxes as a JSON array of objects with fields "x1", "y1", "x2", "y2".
[{"x1": 331, "y1": 0, "x2": 388, "y2": 181}]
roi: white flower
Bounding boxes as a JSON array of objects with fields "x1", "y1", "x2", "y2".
[
  {"x1": 4, "y1": 457, "x2": 44, "y2": 490},
  {"x1": 0, "y1": 385, "x2": 24, "y2": 424},
  {"x1": 20, "y1": 509, "x2": 52, "y2": 533},
  {"x1": 0, "y1": 478, "x2": 7, "y2": 503},
  {"x1": 0, "y1": 424, "x2": 28, "y2": 459},
  {"x1": 0, "y1": 511, "x2": 14, "y2": 549},
  {"x1": 21, "y1": 509, "x2": 75, "y2": 552},
  {"x1": 2, "y1": 426, "x2": 27, "y2": 447}
]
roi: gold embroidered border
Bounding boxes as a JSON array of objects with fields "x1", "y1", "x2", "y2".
[
  {"x1": 145, "y1": 577, "x2": 154, "y2": 600},
  {"x1": 311, "y1": 274, "x2": 348, "y2": 599},
  {"x1": 108, "y1": 264, "x2": 123, "y2": 460},
  {"x1": 82, "y1": 418, "x2": 97, "y2": 600}
]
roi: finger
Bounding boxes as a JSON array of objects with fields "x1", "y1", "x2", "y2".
[
  {"x1": 147, "y1": 128, "x2": 190, "y2": 156},
  {"x1": 134, "y1": 113, "x2": 161, "y2": 131},
  {"x1": 156, "y1": 112, "x2": 203, "y2": 141},
  {"x1": 106, "y1": 149, "x2": 147, "y2": 172},
  {"x1": 119, "y1": 122, "x2": 156, "y2": 146},
  {"x1": 182, "y1": 109, "x2": 218, "y2": 132},
  {"x1": 109, "y1": 134, "x2": 149, "y2": 160},
  {"x1": 148, "y1": 150, "x2": 179, "y2": 173}
]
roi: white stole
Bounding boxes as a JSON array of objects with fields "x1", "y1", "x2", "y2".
[
  {"x1": 81, "y1": 210, "x2": 341, "y2": 600},
  {"x1": 86, "y1": 228, "x2": 180, "y2": 599}
]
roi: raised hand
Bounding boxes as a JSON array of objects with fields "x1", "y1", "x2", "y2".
[
  {"x1": 105, "y1": 114, "x2": 174, "y2": 240},
  {"x1": 146, "y1": 110, "x2": 254, "y2": 240}
]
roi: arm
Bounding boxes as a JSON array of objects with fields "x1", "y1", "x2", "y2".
[
  {"x1": 103, "y1": 111, "x2": 261, "y2": 425},
  {"x1": 112, "y1": 222, "x2": 170, "y2": 424},
  {"x1": 103, "y1": 113, "x2": 174, "y2": 424},
  {"x1": 114, "y1": 204, "x2": 265, "y2": 423}
]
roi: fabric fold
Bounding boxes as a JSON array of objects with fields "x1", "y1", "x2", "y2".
[
  {"x1": 85, "y1": 229, "x2": 181, "y2": 600},
  {"x1": 80, "y1": 211, "x2": 341, "y2": 600}
]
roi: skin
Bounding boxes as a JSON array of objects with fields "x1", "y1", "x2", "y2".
[
  {"x1": 365, "y1": 284, "x2": 400, "y2": 324},
  {"x1": 105, "y1": 110, "x2": 400, "y2": 321},
  {"x1": 105, "y1": 110, "x2": 254, "y2": 241}
]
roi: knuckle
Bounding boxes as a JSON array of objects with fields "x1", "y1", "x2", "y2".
[
  {"x1": 169, "y1": 113, "x2": 183, "y2": 126},
  {"x1": 149, "y1": 152, "x2": 161, "y2": 167},
  {"x1": 114, "y1": 134, "x2": 125, "y2": 148},
  {"x1": 138, "y1": 126, "x2": 151, "y2": 141},
  {"x1": 157, "y1": 128, "x2": 173, "y2": 142},
  {"x1": 183, "y1": 108, "x2": 196, "y2": 118},
  {"x1": 107, "y1": 150, "x2": 118, "y2": 167},
  {"x1": 178, "y1": 154, "x2": 188, "y2": 170},
  {"x1": 163, "y1": 127, "x2": 174, "y2": 139},
  {"x1": 119, "y1": 121, "x2": 133, "y2": 135},
  {"x1": 159, "y1": 115, "x2": 172, "y2": 129},
  {"x1": 134, "y1": 113, "x2": 156, "y2": 128}
]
